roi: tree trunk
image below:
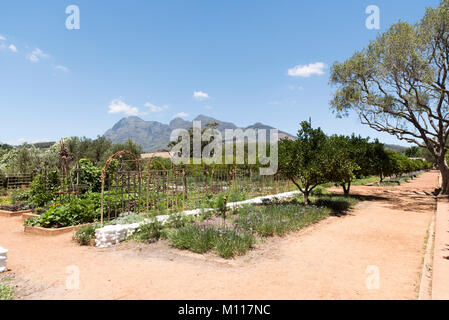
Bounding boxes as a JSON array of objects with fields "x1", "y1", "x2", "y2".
[
  {"x1": 303, "y1": 191, "x2": 310, "y2": 205},
  {"x1": 345, "y1": 181, "x2": 351, "y2": 195},
  {"x1": 341, "y1": 182, "x2": 350, "y2": 195},
  {"x1": 437, "y1": 157, "x2": 449, "y2": 194}
]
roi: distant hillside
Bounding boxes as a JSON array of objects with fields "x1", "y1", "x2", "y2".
[
  {"x1": 384, "y1": 144, "x2": 408, "y2": 153},
  {"x1": 104, "y1": 115, "x2": 296, "y2": 152}
]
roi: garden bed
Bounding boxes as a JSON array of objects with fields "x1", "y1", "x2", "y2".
[
  {"x1": 21, "y1": 212, "x2": 40, "y2": 222},
  {"x1": 0, "y1": 208, "x2": 33, "y2": 218},
  {"x1": 24, "y1": 223, "x2": 96, "y2": 236},
  {"x1": 93, "y1": 190, "x2": 359, "y2": 260}
]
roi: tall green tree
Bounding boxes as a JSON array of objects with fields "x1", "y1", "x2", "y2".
[
  {"x1": 327, "y1": 135, "x2": 361, "y2": 195},
  {"x1": 278, "y1": 121, "x2": 331, "y2": 205},
  {"x1": 330, "y1": 0, "x2": 449, "y2": 193}
]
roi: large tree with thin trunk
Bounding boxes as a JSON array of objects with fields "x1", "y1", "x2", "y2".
[{"x1": 330, "y1": 0, "x2": 449, "y2": 193}]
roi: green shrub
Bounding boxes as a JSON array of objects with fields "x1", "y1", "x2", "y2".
[
  {"x1": 77, "y1": 159, "x2": 102, "y2": 193},
  {"x1": 215, "y1": 193, "x2": 228, "y2": 222},
  {"x1": 132, "y1": 221, "x2": 164, "y2": 243},
  {"x1": 311, "y1": 185, "x2": 329, "y2": 196},
  {"x1": 10, "y1": 189, "x2": 32, "y2": 205},
  {"x1": 74, "y1": 224, "x2": 99, "y2": 246},
  {"x1": 28, "y1": 193, "x2": 101, "y2": 228},
  {"x1": 30, "y1": 171, "x2": 59, "y2": 207}
]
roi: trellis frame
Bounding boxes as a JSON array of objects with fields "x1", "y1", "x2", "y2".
[{"x1": 100, "y1": 150, "x2": 142, "y2": 226}]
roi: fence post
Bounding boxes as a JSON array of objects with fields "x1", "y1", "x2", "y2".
[{"x1": 183, "y1": 167, "x2": 187, "y2": 209}]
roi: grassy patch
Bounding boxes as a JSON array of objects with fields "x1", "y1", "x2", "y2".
[
  {"x1": 0, "y1": 278, "x2": 14, "y2": 300},
  {"x1": 234, "y1": 194, "x2": 358, "y2": 237},
  {"x1": 234, "y1": 203, "x2": 330, "y2": 237},
  {"x1": 351, "y1": 176, "x2": 379, "y2": 186},
  {"x1": 314, "y1": 195, "x2": 359, "y2": 214},
  {"x1": 168, "y1": 225, "x2": 255, "y2": 258}
]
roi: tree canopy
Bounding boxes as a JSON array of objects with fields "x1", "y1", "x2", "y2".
[{"x1": 330, "y1": 0, "x2": 449, "y2": 193}]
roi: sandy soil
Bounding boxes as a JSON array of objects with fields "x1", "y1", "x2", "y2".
[{"x1": 0, "y1": 171, "x2": 439, "y2": 300}]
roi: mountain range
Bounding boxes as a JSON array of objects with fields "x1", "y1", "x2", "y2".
[{"x1": 104, "y1": 115, "x2": 296, "y2": 152}]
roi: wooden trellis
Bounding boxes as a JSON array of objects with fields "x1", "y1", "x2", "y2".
[
  {"x1": 99, "y1": 150, "x2": 294, "y2": 225},
  {"x1": 100, "y1": 150, "x2": 142, "y2": 226}
]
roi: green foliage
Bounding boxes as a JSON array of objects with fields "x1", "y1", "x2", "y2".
[
  {"x1": 278, "y1": 121, "x2": 331, "y2": 204},
  {"x1": 326, "y1": 135, "x2": 360, "y2": 194},
  {"x1": 0, "y1": 144, "x2": 58, "y2": 175},
  {"x1": 74, "y1": 224, "x2": 99, "y2": 246},
  {"x1": 169, "y1": 225, "x2": 217, "y2": 253},
  {"x1": 76, "y1": 159, "x2": 102, "y2": 192},
  {"x1": 234, "y1": 203, "x2": 332, "y2": 237},
  {"x1": 30, "y1": 171, "x2": 59, "y2": 207},
  {"x1": 111, "y1": 212, "x2": 145, "y2": 225},
  {"x1": 132, "y1": 221, "x2": 164, "y2": 243},
  {"x1": 329, "y1": 0, "x2": 449, "y2": 192},
  {"x1": 27, "y1": 193, "x2": 101, "y2": 228},
  {"x1": 405, "y1": 146, "x2": 422, "y2": 158},
  {"x1": 215, "y1": 193, "x2": 228, "y2": 221},
  {"x1": 213, "y1": 229, "x2": 255, "y2": 259},
  {"x1": 168, "y1": 225, "x2": 255, "y2": 258},
  {"x1": 314, "y1": 195, "x2": 359, "y2": 213},
  {"x1": 227, "y1": 184, "x2": 248, "y2": 202},
  {"x1": 10, "y1": 189, "x2": 32, "y2": 205},
  {"x1": 166, "y1": 213, "x2": 193, "y2": 229},
  {"x1": 0, "y1": 279, "x2": 14, "y2": 300}
]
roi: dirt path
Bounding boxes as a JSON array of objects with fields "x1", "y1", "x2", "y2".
[{"x1": 0, "y1": 171, "x2": 439, "y2": 300}]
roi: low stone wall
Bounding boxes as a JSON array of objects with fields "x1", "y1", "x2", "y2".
[
  {"x1": 0, "y1": 247, "x2": 7, "y2": 273},
  {"x1": 95, "y1": 190, "x2": 300, "y2": 248}
]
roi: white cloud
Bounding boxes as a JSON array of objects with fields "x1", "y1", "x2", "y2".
[
  {"x1": 8, "y1": 44, "x2": 18, "y2": 53},
  {"x1": 204, "y1": 105, "x2": 213, "y2": 110},
  {"x1": 0, "y1": 34, "x2": 5, "y2": 41},
  {"x1": 145, "y1": 101, "x2": 168, "y2": 113},
  {"x1": 173, "y1": 112, "x2": 189, "y2": 119},
  {"x1": 288, "y1": 62, "x2": 326, "y2": 77},
  {"x1": 27, "y1": 48, "x2": 50, "y2": 63},
  {"x1": 55, "y1": 65, "x2": 69, "y2": 72},
  {"x1": 193, "y1": 91, "x2": 210, "y2": 101},
  {"x1": 108, "y1": 98, "x2": 141, "y2": 116}
]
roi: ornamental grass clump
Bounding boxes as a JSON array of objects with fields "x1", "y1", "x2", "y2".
[
  {"x1": 0, "y1": 278, "x2": 14, "y2": 300},
  {"x1": 234, "y1": 203, "x2": 331, "y2": 237},
  {"x1": 168, "y1": 224, "x2": 255, "y2": 258}
]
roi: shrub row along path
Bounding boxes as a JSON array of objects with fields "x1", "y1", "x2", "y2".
[{"x1": 0, "y1": 171, "x2": 439, "y2": 299}]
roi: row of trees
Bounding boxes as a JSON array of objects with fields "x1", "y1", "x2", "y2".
[
  {"x1": 279, "y1": 121, "x2": 432, "y2": 204},
  {"x1": 0, "y1": 137, "x2": 143, "y2": 176},
  {"x1": 329, "y1": 0, "x2": 449, "y2": 193}
]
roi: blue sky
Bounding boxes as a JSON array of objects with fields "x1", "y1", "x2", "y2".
[{"x1": 0, "y1": 0, "x2": 440, "y2": 146}]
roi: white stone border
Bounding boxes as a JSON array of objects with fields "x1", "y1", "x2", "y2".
[
  {"x1": 95, "y1": 190, "x2": 300, "y2": 248},
  {"x1": 0, "y1": 246, "x2": 8, "y2": 273}
]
